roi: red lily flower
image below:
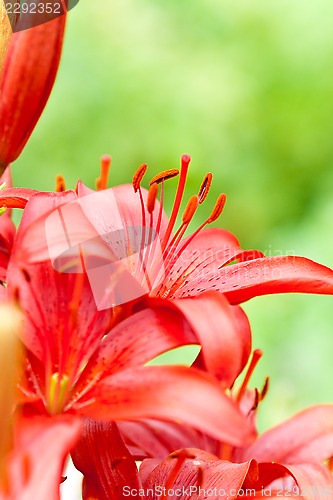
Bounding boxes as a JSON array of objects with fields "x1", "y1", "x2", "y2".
[
  {"x1": 0, "y1": 156, "x2": 331, "y2": 435},
  {"x1": 0, "y1": 191, "x2": 255, "y2": 453},
  {"x1": 0, "y1": 156, "x2": 332, "y2": 497},
  {"x1": 0, "y1": 155, "x2": 333, "y2": 305},
  {"x1": 0, "y1": 2, "x2": 67, "y2": 173}
]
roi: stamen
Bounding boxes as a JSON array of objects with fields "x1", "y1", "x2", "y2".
[
  {"x1": 132, "y1": 165, "x2": 150, "y2": 285},
  {"x1": 0, "y1": 182, "x2": 6, "y2": 190},
  {"x1": 96, "y1": 155, "x2": 111, "y2": 191},
  {"x1": 251, "y1": 388, "x2": 260, "y2": 412},
  {"x1": 156, "y1": 181, "x2": 165, "y2": 236},
  {"x1": 198, "y1": 172, "x2": 212, "y2": 204},
  {"x1": 149, "y1": 169, "x2": 179, "y2": 186},
  {"x1": 164, "y1": 193, "x2": 226, "y2": 269},
  {"x1": 162, "y1": 195, "x2": 199, "y2": 266},
  {"x1": 182, "y1": 195, "x2": 199, "y2": 224},
  {"x1": 260, "y1": 376, "x2": 270, "y2": 400},
  {"x1": 0, "y1": 206, "x2": 7, "y2": 216},
  {"x1": 207, "y1": 193, "x2": 226, "y2": 223},
  {"x1": 55, "y1": 175, "x2": 66, "y2": 192},
  {"x1": 161, "y1": 154, "x2": 191, "y2": 250},
  {"x1": 132, "y1": 163, "x2": 148, "y2": 193},
  {"x1": 147, "y1": 183, "x2": 159, "y2": 214},
  {"x1": 236, "y1": 349, "x2": 263, "y2": 403}
]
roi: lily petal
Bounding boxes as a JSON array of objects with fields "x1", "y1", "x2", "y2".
[
  {"x1": 280, "y1": 463, "x2": 333, "y2": 500},
  {"x1": 162, "y1": 227, "x2": 243, "y2": 297},
  {"x1": 77, "y1": 183, "x2": 169, "y2": 246},
  {"x1": 252, "y1": 462, "x2": 333, "y2": 500},
  {"x1": 76, "y1": 365, "x2": 256, "y2": 447},
  {"x1": 71, "y1": 419, "x2": 140, "y2": 500},
  {"x1": 240, "y1": 404, "x2": 333, "y2": 464},
  {"x1": 173, "y1": 256, "x2": 333, "y2": 304},
  {"x1": 0, "y1": 187, "x2": 39, "y2": 208},
  {"x1": 142, "y1": 448, "x2": 258, "y2": 500},
  {"x1": 147, "y1": 292, "x2": 251, "y2": 388},
  {"x1": 118, "y1": 419, "x2": 219, "y2": 460},
  {"x1": 4, "y1": 415, "x2": 80, "y2": 500},
  {"x1": 71, "y1": 306, "x2": 197, "y2": 400}
]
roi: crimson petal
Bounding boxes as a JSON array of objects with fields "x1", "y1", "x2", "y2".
[
  {"x1": 71, "y1": 419, "x2": 140, "y2": 500},
  {"x1": 253, "y1": 462, "x2": 333, "y2": 500},
  {"x1": 281, "y1": 463, "x2": 333, "y2": 500},
  {"x1": 173, "y1": 256, "x2": 333, "y2": 304},
  {"x1": 76, "y1": 365, "x2": 256, "y2": 447},
  {"x1": 77, "y1": 183, "x2": 169, "y2": 248},
  {"x1": 142, "y1": 448, "x2": 258, "y2": 500},
  {"x1": 147, "y1": 292, "x2": 251, "y2": 388},
  {"x1": 0, "y1": 187, "x2": 39, "y2": 208},
  {"x1": 119, "y1": 419, "x2": 219, "y2": 460},
  {"x1": 240, "y1": 404, "x2": 333, "y2": 464},
  {"x1": 6, "y1": 415, "x2": 80, "y2": 500},
  {"x1": 71, "y1": 306, "x2": 197, "y2": 400}
]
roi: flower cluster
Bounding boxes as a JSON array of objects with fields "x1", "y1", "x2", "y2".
[{"x1": 1, "y1": 8, "x2": 333, "y2": 500}]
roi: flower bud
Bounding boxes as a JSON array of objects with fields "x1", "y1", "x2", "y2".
[
  {"x1": 0, "y1": 2, "x2": 67, "y2": 174},
  {"x1": 0, "y1": 1, "x2": 16, "y2": 74}
]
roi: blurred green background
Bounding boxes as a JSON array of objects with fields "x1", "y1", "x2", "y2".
[{"x1": 12, "y1": 0, "x2": 333, "y2": 430}]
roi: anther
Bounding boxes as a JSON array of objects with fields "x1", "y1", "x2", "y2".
[
  {"x1": 251, "y1": 388, "x2": 260, "y2": 411},
  {"x1": 0, "y1": 206, "x2": 7, "y2": 216},
  {"x1": 21, "y1": 268, "x2": 31, "y2": 283},
  {"x1": 55, "y1": 175, "x2": 66, "y2": 193},
  {"x1": 147, "y1": 183, "x2": 159, "y2": 214},
  {"x1": 0, "y1": 182, "x2": 6, "y2": 190},
  {"x1": 261, "y1": 376, "x2": 270, "y2": 400},
  {"x1": 96, "y1": 155, "x2": 111, "y2": 190},
  {"x1": 207, "y1": 193, "x2": 226, "y2": 223},
  {"x1": 132, "y1": 163, "x2": 148, "y2": 192},
  {"x1": 149, "y1": 169, "x2": 179, "y2": 186},
  {"x1": 198, "y1": 173, "x2": 212, "y2": 204},
  {"x1": 182, "y1": 195, "x2": 199, "y2": 224}
]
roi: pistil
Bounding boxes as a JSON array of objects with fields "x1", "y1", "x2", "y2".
[{"x1": 47, "y1": 372, "x2": 70, "y2": 415}]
